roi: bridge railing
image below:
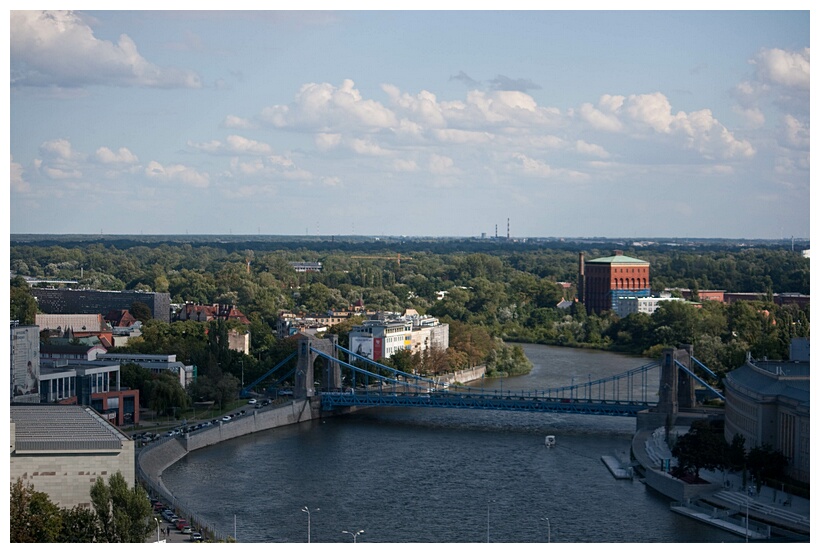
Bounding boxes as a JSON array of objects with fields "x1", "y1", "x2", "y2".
[{"x1": 316, "y1": 344, "x2": 661, "y2": 406}]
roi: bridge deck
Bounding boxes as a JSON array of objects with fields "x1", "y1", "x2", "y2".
[{"x1": 321, "y1": 390, "x2": 654, "y2": 416}]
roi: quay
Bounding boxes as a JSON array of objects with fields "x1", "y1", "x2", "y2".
[
  {"x1": 631, "y1": 423, "x2": 810, "y2": 541},
  {"x1": 601, "y1": 455, "x2": 633, "y2": 479}
]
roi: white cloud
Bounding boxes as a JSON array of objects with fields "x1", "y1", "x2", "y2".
[
  {"x1": 382, "y1": 84, "x2": 447, "y2": 128},
  {"x1": 227, "y1": 154, "x2": 304, "y2": 181},
  {"x1": 315, "y1": 133, "x2": 342, "y2": 151},
  {"x1": 448, "y1": 90, "x2": 559, "y2": 128},
  {"x1": 733, "y1": 105, "x2": 766, "y2": 128},
  {"x1": 43, "y1": 167, "x2": 82, "y2": 180},
  {"x1": 40, "y1": 138, "x2": 77, "y2": 160},
  {"x1": 268, "y1": 155, "x2": 296, "y2": 168},
  {"x1": 575, "y1": 140, "x2": 610, "y2": 159},
  {"x1": 222, "y1": 115, "x2": 255, "y2": 129},
  {"x1": 782, "y1": 114, "x2": 809, "y2": 149},
  {"x1": 145, "y1": 161, "x2": 209, "y2": 188},
  {"x1": 625, "y1": 92, "x2": 677, "y2": 133},
  {"x1": 224, "y1": 135, "x2": 272, "y2": 155},
  {"x1": 10, "y1": 11, "x2": 202, "y2": 89},
  {"x1": 578, "y1": 101, "x2": 624, "y2": 132},
  {"x1": 752, "y1": 47, "x2": 810, "y2": 90},
  {"x1": 428, "y1": 153, "x2": 458, "y2": 175},
  {"x1": 509, "y1": 153, "x2": 588, "y2": 181},
  {"x1": 392, "y1": 159, "x2": 418, "y2": 172},
  {"x1": 11, "y1": 156, "x2": 30, "y2": 193},
  {"x1": 94, "y1": 146, "x2": 138, "y2": 164},
  {"x1": 432, "y1": 129, "x2": 493, "y2": 144},
  {"x1": 260, "y1": 79, "x2": 398, "y2": 130},
  {"x1": 189, "y1": 135, "x2": 272, "y2": 155},
  {"x1": 348, "y1": 138, "x2": 391, "y2": 156}
]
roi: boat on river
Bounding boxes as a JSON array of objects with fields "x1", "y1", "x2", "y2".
[{"x1": 545, "y1": 435, "x2": 556, "y2": 447}]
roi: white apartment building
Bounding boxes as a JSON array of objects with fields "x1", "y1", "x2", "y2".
[{"x1": 348, "y1": 314, "x2": 449, "y2": 361}]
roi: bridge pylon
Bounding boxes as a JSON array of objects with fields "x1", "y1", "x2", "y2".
[
  {"x1": 295, "y1": 334, "x2": 341, "y2": 399},
  {"x1": 657, "y1": 345, "x2": 696, "y2": 420}
]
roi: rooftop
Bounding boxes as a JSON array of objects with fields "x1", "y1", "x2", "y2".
[
  {"x1": 587, "y1": 254, "x2": 648, "y2": 264},
  {"x1": 725, "y1": 360, "x2": 809, "y2": 405},
  {"x1": 10, "y1": 404, "x2": 129, "y2": 452}
]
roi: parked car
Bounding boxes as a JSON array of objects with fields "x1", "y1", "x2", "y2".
[
  {"x1": 190, "y1": 532, "x2": 203, "y2": 542},
  {"x1": 221, "y1": 415, "x2": 231, "y2": 422},
  {"x1": 181, "y1": 526, "x2": 193, "y2": 534},
  {"x1": 175, "y1": 519, "x2": 188, "y2": 531},
  {"x1": 247, "y1": 398, "x2": 257, "y2": 404}
]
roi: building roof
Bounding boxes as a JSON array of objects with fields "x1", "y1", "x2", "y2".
[
  {"x1": 10, "y1": 404, "x2": 129, "y2": 452},
  {"x1": 587, "y1": 254, "x2": 648, "y2": 264},
  {"x1": 725, "y1": 361, "x2": 810, "y2": 405}
]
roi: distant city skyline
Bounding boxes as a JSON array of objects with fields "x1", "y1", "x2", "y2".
[{"x1": 8, "y1": 6, "x2": 812, "y2": 239}]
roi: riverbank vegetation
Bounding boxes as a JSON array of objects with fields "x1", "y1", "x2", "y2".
[
  {"x1": 10, "y1": 236, "x2": 809, "y2": 399},
  {"x1": 10, "y1": 472, "x2": 152, "y2": 543}
]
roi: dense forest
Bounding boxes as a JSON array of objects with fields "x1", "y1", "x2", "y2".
[{"x1": 10, "y1": 236, "x2": 810, "y2": 401}]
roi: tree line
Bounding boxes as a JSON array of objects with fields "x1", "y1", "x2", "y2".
[{"x1": 10, "y1": 238, "x2": 810, "y2": 400}]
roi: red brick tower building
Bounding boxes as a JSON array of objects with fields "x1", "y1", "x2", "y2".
[{"x1": 579, "y1": 250, "x2": 651, "y2": 314}]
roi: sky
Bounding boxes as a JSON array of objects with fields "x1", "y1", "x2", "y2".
[{"x1": 6, "y1": 4, "x2": 813, "y2": 239}]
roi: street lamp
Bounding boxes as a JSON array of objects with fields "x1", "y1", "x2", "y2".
[
  {"x1": 302, "y1": 506, "x2": 319, "y2": 543},
  {"x1": 154, "y1": 517, "x2": 160, "y2": 542},
  {"x1": 342, "y1": 529, "x2": 365, "y2": 543},
  {"x1": 487, "y1": 501, "x2": 493, "y2": 543},
  {"x1": 541, "y1": 517, "x2": 551, "y2": 543}
]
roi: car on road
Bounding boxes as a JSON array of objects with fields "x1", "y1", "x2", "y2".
[
  {"x1": 247, "y1": 398, "x2": 257, "y2": 404},
  {"x1": 221, "y1": 415, "x2": 231, "y2": 422}
]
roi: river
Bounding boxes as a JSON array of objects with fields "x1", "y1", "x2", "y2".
[{"x1": 161, "y1": 343, "x2": 741, "y2": 543}]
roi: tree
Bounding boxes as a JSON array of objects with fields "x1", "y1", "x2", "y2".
[
  {"x1": 671, "y1": 420, "x2": 727, "y2": 480},
  {"x1": 59, "y1": 505, "x2": 101, "y2": 542},
  {"x1": 10, "y1": 479, "x2": 63, "y2": 542},
  {"x1": 90, "y1": 473, "x2": 113, "y2": 539},
  {"x1": 10, "y1": 277, "x2": 38, "y2": 325},
  {"x1": 130, "y1": 300, "x2": 153, "y2": 322},
  {"x1": 90, "y1": 472, "x2": 152, "y2": 543},
  {"x1": 747, "y1": 444, "x2": 789, "y2": 492}
]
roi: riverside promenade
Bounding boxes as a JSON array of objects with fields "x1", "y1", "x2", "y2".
[{"x1": 631, "y1": 426, "x2": 810, "y2": 540}]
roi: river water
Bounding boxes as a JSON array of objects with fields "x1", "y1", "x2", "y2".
[{"x1": 161, "y1": 343, "x2": 741, "y2": 543}]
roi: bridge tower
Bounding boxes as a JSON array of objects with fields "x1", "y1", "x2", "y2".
[
  {"x1": 294, "y1": 334, "x2": 341, "y2": 399},
  {"x1": 657, "y1": 345, "x2": 697, "y2": 418}
]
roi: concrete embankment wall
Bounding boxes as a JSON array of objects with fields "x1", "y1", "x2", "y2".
[
  {"x1": 138, "y1": 399, "x2": 317, "y2": 487},
  {"x1": 631, "y1": 427, "x2": 720, "y2": 503},
  {"x1": 446, "y1": 365, "x2": 486, "y2": 385}
]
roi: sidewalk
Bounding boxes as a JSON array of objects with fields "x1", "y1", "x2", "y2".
[{"x1": 699, "y1": 468, "x2": 810, "y2": 519}]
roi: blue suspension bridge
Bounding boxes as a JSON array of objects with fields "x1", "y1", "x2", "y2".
[{"x1": 241, "y1": 335, "x2": 724, "y2": 421}]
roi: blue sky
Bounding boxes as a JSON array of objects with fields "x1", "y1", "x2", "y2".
[{"x1": 7, "y1": 6, "x2": 812, "y2": 239}]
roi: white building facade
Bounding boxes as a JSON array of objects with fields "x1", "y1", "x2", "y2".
[{"x1": 348, "y1": 314, "x2": 449, "y2": 361}]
